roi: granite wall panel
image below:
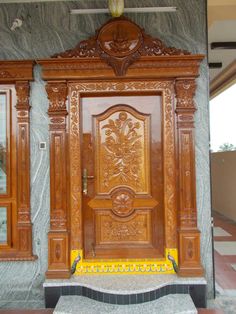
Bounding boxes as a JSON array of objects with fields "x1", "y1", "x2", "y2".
[{"x1": 0, "y1": 0, "x2": 213, "y2": 307}]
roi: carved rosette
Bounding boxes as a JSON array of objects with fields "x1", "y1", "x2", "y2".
[
  {"x1": 53, "y1": 17, "x2": 190, "y2": 76},
  {"x1": 111, "y1": 189, "x2": 134, "y2": 217}
]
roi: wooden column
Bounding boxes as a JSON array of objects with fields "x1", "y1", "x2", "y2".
[
  {"x1": 15, "y1": 81, "x2": 34, "y2": 258},
  {"x1": 46, "y1": 82, "x2": 70, "y2": 279},
  {"x1": 175, "y1": 79, "x2": 204, "y2": 277}
]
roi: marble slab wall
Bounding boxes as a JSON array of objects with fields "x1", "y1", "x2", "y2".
[{"x1": 0, "y1": 0, "x2": 213, "y2": 308}]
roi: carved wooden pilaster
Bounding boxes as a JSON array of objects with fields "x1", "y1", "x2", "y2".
[
  {"x1": 46, "y1": 82, "x2": 70, "y2": 278},
  {"x1": 175, "y1": 79, "x2": 204, "y2": 276},
  {"x1": 15, "y1": 81, "x2": 34, "y2": 257}
]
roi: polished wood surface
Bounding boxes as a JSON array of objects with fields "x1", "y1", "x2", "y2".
[
  {"x1": 45, "y1": 82, "x2": 70, "y2": 278},
  {"x1": 175, "y1": 79, "x2": 204, "y2": 276},
  {"x1": 38, "y1": 17, "x2": 204, "y2": 278},
  {"x1": 82, "y1": 97, "x2": 163, "y2": 259},
  {"x1": 0, "y1": 61, "x2": 35, "y2": 261}
]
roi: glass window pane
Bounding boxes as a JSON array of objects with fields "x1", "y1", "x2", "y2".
[
  {"x1": 0, "y1": 207, "x2": 7, "y2": 243},
  {"x1": 0, "y1": 93, "x2": 7, "y2": 194}
]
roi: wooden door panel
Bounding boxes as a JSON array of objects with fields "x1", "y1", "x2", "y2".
[
  {"x1": 94, "y1": 105, "x2": 150, "y2": 194},
  {"x1": 96, "y1": 211, "x2": 152, "y2": 244},
  {"x1": 82, "y1": 95, "x2": 163, "y2": 259}
]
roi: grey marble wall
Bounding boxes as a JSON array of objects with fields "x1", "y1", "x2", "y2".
[{"x1": 0, "y1": 0, "x2": 213, "y2": 308}]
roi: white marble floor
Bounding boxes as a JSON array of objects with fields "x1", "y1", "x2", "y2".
[
  {"x1": 214, "y1": 241, "x2": 236, "y2": 256},
  {"x1": 213, "y1": 227, "x2": 231, "y2": 237}
]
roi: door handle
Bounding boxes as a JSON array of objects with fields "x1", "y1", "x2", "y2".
[{"x1": 82, "y1": 169, "x2": 94, "y2": 195}]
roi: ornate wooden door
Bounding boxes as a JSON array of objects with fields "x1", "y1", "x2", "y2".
[
  {"x1": 82, "y1": 95, "x2": 164, "y2": 259},
  {"x1": 41, "y1": 16, "x2": 205, "y2": 278}
]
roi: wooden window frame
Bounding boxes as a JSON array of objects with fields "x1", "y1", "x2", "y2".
[
  {"x1": 0, "y1": 204, "x2": 12, "y2": 248},
  {"x1": 0, "y1": 61, "x2": 36, "y2": 261}
]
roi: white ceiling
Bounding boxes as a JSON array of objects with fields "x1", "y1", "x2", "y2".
[
  {"x1": 208, "y1": 20, "x2": 236, "y2": 80},
  {"x1": 208, "y1": 0, "x2": 236, "y2": 84}
]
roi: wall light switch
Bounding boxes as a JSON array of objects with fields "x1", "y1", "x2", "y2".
[{"x1": 39, "y1": 142, "x2": 46, "y2": 150}]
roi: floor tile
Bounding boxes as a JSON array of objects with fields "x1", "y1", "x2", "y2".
[
  {"x1": 213, "y1": 227, "x2": 231, "y2": 237},
  {"x1": 214, "y1": 242, "x2": 236, "y2": 255},
  {"x1": 231, "y1": 264, "x2": 236, "y2": 271}
]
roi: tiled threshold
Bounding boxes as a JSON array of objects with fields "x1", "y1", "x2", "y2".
[{"x1": 44, "y1": 274, "x2": 207, "y2": 308}]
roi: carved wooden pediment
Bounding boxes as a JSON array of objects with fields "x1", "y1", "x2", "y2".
[{"x1": 53, "y1": 16, "x2": 190, "y2": 76}]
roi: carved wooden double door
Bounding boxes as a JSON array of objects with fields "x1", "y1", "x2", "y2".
[{"x1": 81, "y1": 95, "x2": 164, "y2": 259}]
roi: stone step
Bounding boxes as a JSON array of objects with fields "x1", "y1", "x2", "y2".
[
  {"x1": 44, "y1": 274, "x2": 207, "y2": 308},
  {"x1": 53, "y1": 294, "x2": 197, "y2": 314}
]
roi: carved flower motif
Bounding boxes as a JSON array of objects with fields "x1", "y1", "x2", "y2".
[
  {"x1": 112, "y1": 192, "x2": 134, "y2": 217},
  {"x1": 119, "y1": 112, "x2": 127, "y2": 121},
  {"x1": 102, "y1": 110, "x2": 142, "y2": 188}
]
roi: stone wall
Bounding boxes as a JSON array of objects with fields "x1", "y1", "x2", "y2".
[{"x1": 0, "y1": 0, "x2": 213, "y2": 308}]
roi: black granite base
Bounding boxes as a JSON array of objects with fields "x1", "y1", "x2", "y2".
[{"x1": 44, "y1": 283, "x2": 206, "y2": 309}]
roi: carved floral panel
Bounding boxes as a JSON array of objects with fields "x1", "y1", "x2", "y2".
[
  {"x1": 94, "y1": 105, "x2": 150, "y2": 194},
  {"x1": 96, "y1": 212, "x2": 150, "y2": 243}
]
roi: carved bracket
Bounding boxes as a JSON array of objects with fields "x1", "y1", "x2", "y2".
[{"x1": 46, "y1": 82, "x2": 68, "y2": 113}]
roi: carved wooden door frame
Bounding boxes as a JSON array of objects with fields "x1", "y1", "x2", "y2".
[{"x1": 38, "y1": 16, "x2": 204, "y2": 279}]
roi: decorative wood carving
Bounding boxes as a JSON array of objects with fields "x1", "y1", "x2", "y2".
[
  {"x1": 38, "y1": 17, "x2": 205, "y2": 278},
  {"x1": 99, "y1": 213, "x2": 150, "y2": 243},
  {"x1": 179, "y1": 230, "x2": 202, "y2": 276},
  {"x1": 46, "y1": 82, "x2": 70, "y2": 278},
  {"x1": 53, "y1": 17, "x2": 190, "y2": 76},
  {"x1": 95, "y1": 105, "x2": 150, "y2": 194},
  {"x1": 0, "y1": 61, "x2": 33, "y2": 82},
  {"x1": 175, "y1": 79, "x2": 204, "y2": 276},
  {"x1": 47, "y1": 233, "x2": 70, "y2": 279},
  {"x1": 46, "y1": 82, "x2": 67, "y2": 113},
  {"x1": 111, "y1": 189, "x2": 134, "y2": 217},
  {"x1": 0, "y1": 61, "x2": 35, "y2": 261},
  {"x1": 68, "y1": 80, "x2": 177, "y2": 256},
  {"x1": 15, "y1": 81, "x2": 33, "y2": 257}
]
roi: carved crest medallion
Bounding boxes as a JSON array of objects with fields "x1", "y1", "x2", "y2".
[
  {"x1": 98, "y1": 19, "x2": 142, "y2": 57},
  {"x1": 53, "y1": 17, "x2": 190, "y2": 76}
]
